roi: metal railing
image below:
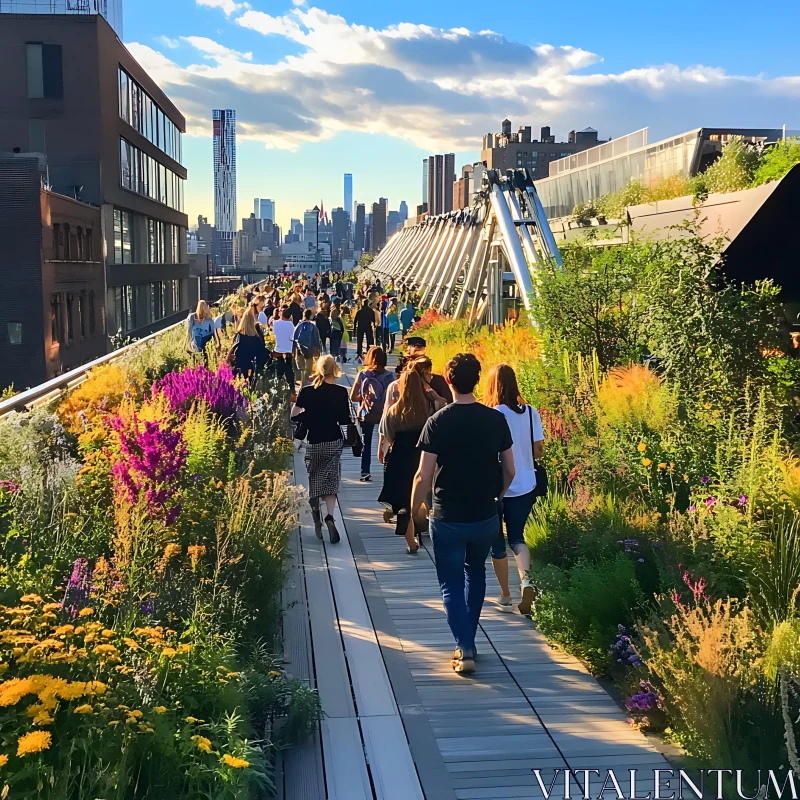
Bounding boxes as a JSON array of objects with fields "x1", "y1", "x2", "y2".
[{"x1": 0, "y1": 321, "x2": 184, "y2": 418}]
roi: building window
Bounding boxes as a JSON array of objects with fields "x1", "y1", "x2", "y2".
[
  {"x1": 120, "y1": 137, "x2": 184, "y2": 212},
  {"x1": 79, "y1": 292, "x2": 87, "y2": 338},
  {"x1": 171, "y1": 279, "x2": 181, "y2": 313},
  {"x1": 118, "y1": 67, "x2": 183, "y2": 163},
  {"x1": 170, "y1": 225, "x2": 180, "y2": 263},
  {"x1": 66, "y1": 293, "x2": 75, "y2": 342},
  {"x1": 113, "y1": 208, "x2": 134, "y2": 264},
  {"x1": 50, "y1": 294, "x2": 62, "y2": 344},
  {"x1": 63, "y1": 223, "x2": 71, "y2": 260},
  {"x1": 86, "y1": 229, "x2": 93, "y2": 261},
  {"x1": 7, "y1": 323, "x2": 22, "y2": 346},
  {"x1": 76, "y1": 227, "x2": 83, "y2": 261},
  {"x1": 88, "y1": 291, "x2": 96, "y2": 335},
  {"x1": 52, "y1": 223, "x2": 61, "y2": 259},
  {"x1": 26, "y1": 43, "x2": 63, "y2": 100}
]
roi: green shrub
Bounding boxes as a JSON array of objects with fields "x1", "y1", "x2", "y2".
[{"x1": 752, "y1": 137, "x2": 800, "y2": 186}]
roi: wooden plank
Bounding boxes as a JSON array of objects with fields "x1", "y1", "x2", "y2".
[
  {"x1": 321, "y1": 718, "x2": 372, "y2": 800},
  {"x1": 361, "y1": 716, "x2": 425, "y2": 800}
]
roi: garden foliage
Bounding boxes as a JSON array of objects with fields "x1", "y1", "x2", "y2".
[
  {"x1": 414, "y1": 224, "x2": 800, "y2": 773},
  {"x1": 0, "y1": 322, "x2": 313, "y2": 798}
]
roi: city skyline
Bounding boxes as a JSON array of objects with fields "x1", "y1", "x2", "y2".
[{"x1": 123, "y1": 0, "x2": 800, "y2": 234}]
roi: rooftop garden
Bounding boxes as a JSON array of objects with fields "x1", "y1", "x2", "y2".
[
  {"x1": 0, "y1": 323, "x2": 318, "y2": 798},
  {"x1": 412, "y1": 225, "x2": 800, "y2": 780},
  {"x1": 573, "y1": 135, "x2": 800, "y2": 222}
]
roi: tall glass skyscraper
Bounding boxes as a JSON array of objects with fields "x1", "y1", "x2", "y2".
[
  {"x1": 254, "y1": 198, "x2": 275, "y2": 223},
  {"x1": 343, "y1": 174, "x2": 353, "y2": 222},
  {"x1": 212, "y1": 110, "x2": 236, "y2": 265}
]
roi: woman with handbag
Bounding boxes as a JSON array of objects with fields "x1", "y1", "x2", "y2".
[
  {"x1": 485, "y1": 363, "x2": 545, "y2": 615},
  {"x1": 377, "y1": 360, "x2": 442, "y2": 554},
  {"x1": 291, "y1": 355, "x2": 351, "y2": 543},
  {"x1": 350, "y1": 346, "x2": 395, "y2": 482}
]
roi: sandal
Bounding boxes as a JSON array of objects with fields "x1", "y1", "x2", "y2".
[{"x1": 450, "y1": 649, "x2": 475, "y2": 674}]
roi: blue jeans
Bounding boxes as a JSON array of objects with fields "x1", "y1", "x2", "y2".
[
  {"x1": 360, "y1": 421, "x2": 375, "y2": 475},
  {"x1": 430, "y1": 516, "x2": 498, "y2": 658},
  {"x1": 491, "y1": 490, "x2": 537, "y2": 559}
]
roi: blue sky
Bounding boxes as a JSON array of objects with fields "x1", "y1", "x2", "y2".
[{"x1": 123, "y1": 0, "x2": 800, "y2": 231}]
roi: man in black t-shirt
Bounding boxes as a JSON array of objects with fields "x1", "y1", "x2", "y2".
[{"x1": 412, "y1": 353, "x2": 515, "y2": 674}]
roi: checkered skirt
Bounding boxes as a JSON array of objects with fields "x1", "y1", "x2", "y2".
[{"x1": 304, "y1": 438, "x2": 344, "y2": 500}]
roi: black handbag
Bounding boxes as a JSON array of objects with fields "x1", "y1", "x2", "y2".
[
  {"x1": 529, "y1": 406, "x2": 548, "y2": 497},
  {"x1": 293, "y1": 413, "x2": 309, "y2": 441},
  {"x1": 346, "y1": 422, "x2": 363, "y2": 457}
]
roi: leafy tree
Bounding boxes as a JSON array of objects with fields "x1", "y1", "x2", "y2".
[
  {"x1": 752, "y1": 137, "x2": 800, "y2": 186},
  {"x1": 532, "y1": 242, "x2": 650, "y2": 369}
]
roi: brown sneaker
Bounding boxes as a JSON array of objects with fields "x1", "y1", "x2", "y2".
[{"x1": 451, "y1": 649, "x2": 475, "y2": 674}]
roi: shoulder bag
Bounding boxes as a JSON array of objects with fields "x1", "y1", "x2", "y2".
[{"x1": 529, "y1": 406, "x2": 548, "y2": 498}]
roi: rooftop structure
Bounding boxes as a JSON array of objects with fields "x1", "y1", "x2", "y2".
[{"x1": 535, "y1": 126, "x2": 794, "y2": 219}]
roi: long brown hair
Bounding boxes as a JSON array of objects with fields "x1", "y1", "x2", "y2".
[
  {"x1": 484, "y1": 363, "x2": 526, "y2": 414},
  {"x1": 363, "y1": 346, "x2": 387, "y2": 372},
  {"x1": 390, "y1": 368, "x2": 431, "y2": 428}
]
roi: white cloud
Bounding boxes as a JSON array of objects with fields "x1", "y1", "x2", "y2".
[
  {"x1": 196, "y1": 0, "x2": 243, "y2": 16},
  {"x1": 129, "y1": 4, "x2": 800, "y2": 153},
  {"x1": 157, "y1": 35, "x2": 180, "y2": 49}
]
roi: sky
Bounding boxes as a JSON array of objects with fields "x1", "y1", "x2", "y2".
[{"x1": 122, "y1": 0, "x2": 800, "y2": 233}]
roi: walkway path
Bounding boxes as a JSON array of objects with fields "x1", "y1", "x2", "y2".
[{"x1": 277, "y1": 360, "x2": 672, "y2": 800}]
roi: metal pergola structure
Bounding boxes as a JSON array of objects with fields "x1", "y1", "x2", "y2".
[{"x1": 361, "y1": 169, "x2": 562, "y2": 325}]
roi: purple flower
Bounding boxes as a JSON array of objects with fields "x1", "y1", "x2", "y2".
[
  {"x1": 739, "y1": 495, "x2": 748, "y2": 506},
  {"x1": 706, "y1": 496, "x2": 716, "y2": 508},
  {"x1": 110, "y1": 413, "x2": 186, "y2": 523},
  {"x1": 63, "y1": 558, "x2": 91, "y2": 618},
  {"x1": 701, "y1": 476, "x2": 710, "y2": 484},
  {"x1": 0, "y1": 480, "x2": 20, "y2": 495},
  {"x1": 192, "y1": 473, "x2": 202, "y2": 482},
  {"x1": 626, "y1": 686, "x2": 660, "y2": 713},
  {"x1": 153, "y1": 363, "x2": 246, "y2": 420},
  {"x1": 688, "y1": 505, "x2": 696, "y2": 512}
]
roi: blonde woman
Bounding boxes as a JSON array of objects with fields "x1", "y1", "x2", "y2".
[
  {"x1": 186, "y1": 300, "x2": 215, "y2": 356},
  {"x1": 232, "y1": 306, "x2": 268, "y2": 377},
  {"x1": 291, "y1": 355, "x2": 351, "y2": 542}
]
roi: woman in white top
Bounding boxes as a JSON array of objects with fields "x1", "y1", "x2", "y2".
[
  {"x1": 272, "y1": 306, "x2": 298, "y2": 390},
  {"x1": 485, "y1": 363, "x2": 544, "y2": 616}
]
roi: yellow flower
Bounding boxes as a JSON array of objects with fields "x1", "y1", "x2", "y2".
[
  {"x1": 20, "y1": 595, "x2": 43, "y2": 604},
  {"x1": 683, "y1": 474, "x2": 689, "y2": 482},
  {"x1": 0, "y1": 677, "x2": 37, "y2": 707},
  {"x1": 78, "y1": 608, "x2": 94, "y2": 617},
  {"x1": 73, "y1": 626, "x2": 85, "y2": 636},
  {"x1": 107, "y1": 720, "x2": 120, "y2": 727},
  {"x1": 637, "y1": 442, "x2": 647, "y2": 453},
  {"x1": 127, "y1": 709, "x2": 143, "y2": 719},
  {"x1": 222, "y1": 754, "x2": 250, "y2": 769},
  {"x1": 153, "y1": 706, "x2": 167, "y2": 714},
  {"x1": 161, "y1": 647, "x2": 177, "y2": 659},
  {"x1": 185, "y1": 716, "x2": 204, "y2": 724},
  {"x1": 17, "y1": 730, "x2": 52, "y2": 756},
  {"x1": 642, "y1": 458, "x2": 652, "y2": 467},
  {"x1": 0, "y1": 754, "x2": 7, "y2": 768},
  {"x1": 32, "y1": 712, "x2": 54, "y2": 726},
  {"x1": 192, "y1": 735, "x2": 213, "y2": 753},
  {"x1": 177, "y1": 644, "x2": 192, "y2": 654},
  {"x1": 101, "y1": 629, "x2": 115, "y2": 639},
  {"x1": 657, "y1": 463, "x2": 667, "y2": 470},
  {"x1": 86, "y1": 681, "x2": 107, "y2": 695},
  {"x1": 93, "y1": 644, "x2": 118, "y2": 656},
  {"x1": 123, "y1": 638, "x2": 140, "y2": 651},
  {"x1": 74, "y1": 704, "x2": 94, "y2": 714},
  {"x1": 43, "y1": 603, "x2": 61, "y2": 613}
]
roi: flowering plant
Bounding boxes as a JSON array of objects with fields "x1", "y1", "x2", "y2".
[{"x1": 153, "y1": 364, "x2": 246, "y2": 421}]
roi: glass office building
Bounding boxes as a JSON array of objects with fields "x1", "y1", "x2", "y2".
[{"x1": 535, "y1": 127, "x2": 791, "y2": 219}]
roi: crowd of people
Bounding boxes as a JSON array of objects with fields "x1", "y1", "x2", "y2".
[{"x1": 187, "y1": 271, "x2": 545, "y2": 675}]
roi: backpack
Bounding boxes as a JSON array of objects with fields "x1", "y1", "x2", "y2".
[
  {"x1": 294, "y1": 321, "x2": 316, "y2": 357},
  {"x1": 358, "y1": 371, "x2": 392, "y2": 425}
]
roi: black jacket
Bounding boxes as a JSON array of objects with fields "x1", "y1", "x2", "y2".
[{"x1": 355, "y1": 305, "x2": 375, "y2": 330}]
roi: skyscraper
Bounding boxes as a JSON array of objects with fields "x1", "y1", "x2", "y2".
[
  {"x1": 354, "y1": 203, "x2": 365, "y2": 252},
  {"x1": 422, "y1": 159, "x2": 428, "y2": 206},
  {"x1": 343, "y1": 174, "x2": 353, "y2": 222},
  {"x1": 371, "y1": 198, "x2": 387, "y2": 252},
  {"x1": 424, "y1": 153, "x2": 455, "y2": 215},
  {"x1": 213, "y1": 109, "x2": 236, "y2": 265},
  {"x1": 254, "y1": 198, "x2": 275, "y2": 223},
  {"x1": 399, "y1": 200, "x2": 408, "y2": 222}
]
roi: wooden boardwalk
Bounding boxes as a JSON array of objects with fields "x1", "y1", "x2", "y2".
[{"x1": 278, "y1": 362, "x2": 673, "y2": 800}]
